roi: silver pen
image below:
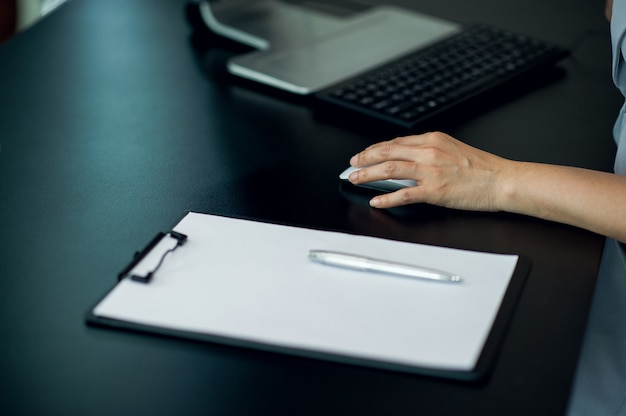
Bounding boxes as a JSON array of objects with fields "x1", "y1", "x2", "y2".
[{"x1": 308, "y1": 250, "x2": 462, "y2": 283}]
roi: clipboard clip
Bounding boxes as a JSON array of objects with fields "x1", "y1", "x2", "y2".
[{"x1": 118, "y1": 231, "x2": 188, "y2": 283}]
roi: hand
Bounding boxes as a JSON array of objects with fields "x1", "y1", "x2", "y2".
[{"x1": 348, "y1": 131, "x2": 512, "y2": 210}]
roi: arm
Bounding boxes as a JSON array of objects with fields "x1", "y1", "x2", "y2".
[{"x1": 348, "y1": 131, "x2": 626, "y2": 243}]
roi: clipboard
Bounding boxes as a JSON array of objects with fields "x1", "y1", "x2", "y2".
[{"x1": 86, "y1": 211, "x2": 530, "y2": 381}]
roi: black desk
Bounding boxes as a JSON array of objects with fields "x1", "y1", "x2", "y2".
[{"x1": 0, "y1": 1, "x2": 621, "y2": 414}]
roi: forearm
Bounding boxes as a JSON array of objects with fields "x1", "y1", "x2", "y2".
[{"x1": 497, "y1": 161, "x2": 626, "y2": 243}]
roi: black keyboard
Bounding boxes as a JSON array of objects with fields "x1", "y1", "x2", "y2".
[{"x1": 315, "y1": 25, "x2": 569, "y2": 129}]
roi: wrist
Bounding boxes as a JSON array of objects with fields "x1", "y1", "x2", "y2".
[{"x1": 492, "y1": 160, "x2": 525, "y2": 213}]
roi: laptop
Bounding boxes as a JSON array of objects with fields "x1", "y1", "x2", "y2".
[
  {"x1": 188, "y1": 0, "x2": 568, "y2": 129},
  {"x1": 193, "y1": 0, "x2": 463, "y2": 94}
]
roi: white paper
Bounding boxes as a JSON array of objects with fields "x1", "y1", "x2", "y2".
[{"x1": 94, "y1": 212, "x2": 519, "y2": 372}]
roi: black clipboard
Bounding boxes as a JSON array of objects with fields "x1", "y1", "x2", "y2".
[{"x1": 86, "y1": 212, "x2": 531, "y2": 382}]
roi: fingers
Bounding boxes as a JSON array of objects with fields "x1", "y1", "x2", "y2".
[
  {"x1": 369, "y1": 188, "x2": 424, "y2": 208},
  {"x1": 350, "y1": 135, "x2": 419, "y2": 168},
  {"x1": 348, "y1": 160, "x2": 418, "y2": 185},
  {"x1": 350, "y1": 132, "x2": 455, "y2": 168},
  {"x1": 349, "y1": 142, "x2": 410, "y2": 168},
  {"x1": 348, "y1": 132, "x2": 452, "y2": 185}
]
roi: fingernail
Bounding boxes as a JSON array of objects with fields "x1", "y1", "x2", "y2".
[
  {"x1": 349, "y1": 154, "x2": 358, "y2": 166},
  {"x1": 348, "y1": 171, "x2": 358, "y2": 182},
  {"x1": 369, "y1": 197, "x2": 380, "y2": 207}
]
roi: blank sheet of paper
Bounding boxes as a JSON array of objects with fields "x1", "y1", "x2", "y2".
[{"x1": 93, "y1": 212, "x2": 519, "y2": 372}]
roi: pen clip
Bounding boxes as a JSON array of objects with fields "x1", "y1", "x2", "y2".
[{"x1": 118, "y1": 231, "x2": 188, "y2": 283}]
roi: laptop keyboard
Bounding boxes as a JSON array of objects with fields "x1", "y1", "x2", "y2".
[{"x1": 315, "y1": 25, "x2": 569, "y2": 129}]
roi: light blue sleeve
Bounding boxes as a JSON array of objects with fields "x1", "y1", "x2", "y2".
[{"x1": 567, "y1": 2, "x2": 626, "y2": 415}]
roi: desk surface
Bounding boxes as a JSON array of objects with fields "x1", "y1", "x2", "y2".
[{"x1": 0, "y1": 0, "x2": 621, "y2": 414}]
